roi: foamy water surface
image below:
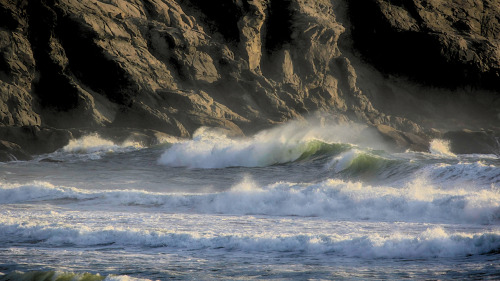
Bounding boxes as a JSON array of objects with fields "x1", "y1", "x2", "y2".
[{"x1": 1, "y1": 123, "x2": 499, "y2": 280}]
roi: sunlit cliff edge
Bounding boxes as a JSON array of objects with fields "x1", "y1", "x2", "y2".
[{"x1": 0, "y1": 0, "x2": 499, "y2": 160}]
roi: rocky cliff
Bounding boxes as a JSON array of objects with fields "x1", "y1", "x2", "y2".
[{"x1": 0, "y1": 0, "x2": 499, "y2": 160}]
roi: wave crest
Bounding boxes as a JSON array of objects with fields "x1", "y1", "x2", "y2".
[{"x1": 158, "y1": 126, "x2": 352, "y2": 168}]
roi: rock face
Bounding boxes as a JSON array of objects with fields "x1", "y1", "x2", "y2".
[
  {"x1": 349, "y1": 0, "x2": 500, "y2": 90},
  {"x1": 0, "y1": 0, "x2": 499, "y2": 158}
]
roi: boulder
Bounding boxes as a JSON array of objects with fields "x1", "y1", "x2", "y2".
[
  {"x1": 0, "y1": 126, "x2": 73, "y2": 155},
  {"x1": 373, "y1": 124, "x2": 429, "y2": 152}
]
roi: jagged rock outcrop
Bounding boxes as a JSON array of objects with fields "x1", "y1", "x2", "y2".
[{"x1": 0, "y1": 0, "x2": 499, "y2": 158}]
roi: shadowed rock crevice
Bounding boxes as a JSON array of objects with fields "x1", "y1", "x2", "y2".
[
  {"x1": 0, "y1": 2, "x2": 19, "y2": 30},
  {"x1": 27, "y1": 0, "x2": 79, "y2": 111},
  {"x1": 264, "y1": 0, "x2": 293, "y2": 52},
  {"x1": 54, "y1": 11, "x2": 134, "y2": 106},
  {"x1": 180, "y1": 0, "x2": 244, "y2": 44}
]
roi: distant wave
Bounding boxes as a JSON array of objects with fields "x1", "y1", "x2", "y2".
[
  {"x1": 0, "y1": 219, "x2": 498, "y2": 258},
  {"x1": 326, "y1": 149, "x2": 500, "y2": 185},
  {"x1": 0, "y1": 271, "x2": 150, "y2": 281},
  {"x1": 63, "y1": 134, "x2": 143, "y2": 154},
  {"x1": 38, "y1": 134, "x2": 145, "y2": 161},
  {"x1": 419, "y1": 161, "x2": 500, "y2": 185},
  {"x1": 1, "y1": 179, "x2": 498, "y2": 224}
]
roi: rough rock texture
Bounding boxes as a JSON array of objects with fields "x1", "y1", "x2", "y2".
[
  {"x1": 349, "y1": 0, "x2": 500, "y2": 90},
  {"x1": 0, "y1": 0, "x2": 499, "y2": 158},
  {"x1": 347, "y1": 0, "x2": 500, "y2": 132}
]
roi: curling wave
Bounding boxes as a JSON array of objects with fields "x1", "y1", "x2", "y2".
[{"x1": 158, "y1": 127, "x2": 352, "y2": 168}]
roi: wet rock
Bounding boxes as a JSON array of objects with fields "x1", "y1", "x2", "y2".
[
  {"x1": 444, "y1": 129, "x2": 500, "y2": 154},
  {"x1": 374, "y1": 124, "x2": 429, "y2": 152},
  {"x1": 0, "y1": 126, "x2": 73, "y2": 155},
  {"x1": 0, "y1": 140, "x2": 31, "y2": 161}
]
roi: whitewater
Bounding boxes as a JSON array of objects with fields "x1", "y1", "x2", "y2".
[{"x1": 0, "y1": 122, "x2": 499, "y2": 280}]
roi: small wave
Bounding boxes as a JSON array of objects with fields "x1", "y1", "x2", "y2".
[
  {"x1": 2, "y1": 179, "x2": 498, "y2": 224},
  {"x1": 37, "y1": 134, "x2": 145, "y2": 161},
  {"x1": 158, "y1": 127, "x2": 351, "y2": 168},
  {"x1": 0, "y1": 221, "x2": 498, "y2": 258},
  {"x1": 63, "y1": 134, "x2": 143, "y2": 154},
  {"x1": 0, "y1": 271, "x2": 150, "y2": 281},
  {"x1": 420, "y1": 161, "x2": 500, "y2": 186}
]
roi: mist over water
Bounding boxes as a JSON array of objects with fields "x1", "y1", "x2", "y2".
[{"x1": 1, "y1": 120, "x2": 499, "y2": 280}]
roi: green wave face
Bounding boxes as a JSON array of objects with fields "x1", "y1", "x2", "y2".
[
  {"x1": 339, "y1": 152, "x2": 402, "y2": 179},
  {"x1": 0, "y1": 271, "x2": 105, "y2": 281},
  {"x1": 297, "y1": 140, "x2": 352, "y2": 161}
]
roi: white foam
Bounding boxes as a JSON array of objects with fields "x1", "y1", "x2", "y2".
[
  {"x1": 158, "y1": 121, "x2": 386, "y2": 168},
  {"x1": 0, "y1": 218, "x2": 497, "y2": 258},
  {"x1": 0, "y1": 181, "x2": 86, "y2": 204},
  {"x1": 429, "y1": 139, "x2": 456, "y2": 158},
  {"x1": 54, "y1": 134, "x2": 144, "y2": 160},
  {"x1": 2, "y1": 179, "x2": 498, "y2": 224}
]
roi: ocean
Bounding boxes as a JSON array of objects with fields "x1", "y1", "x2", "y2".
[{"x1": 0, "y1": 121, "x2": 499, "y2": 280}]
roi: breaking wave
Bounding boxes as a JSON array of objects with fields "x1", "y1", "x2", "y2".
[
  {"x1": 0, "y1": 220, "x2": 498, "y2": 258},
  {"x1": 429, "y1": 139, "x2": 456, "y2": 157},
  {"x1": 39, "y1": 134, "x2": 144, "y2": 161},
  {"x1": 325, "y1": 149, "x2": 406, "y2": 178},
  {"x1": 158, "y1": 126, "x2": 353, "y2": 168},
  {"x1": 63, "y1": 134, "x2": 143, "y2": 154},
  {"x1": 1, "y1": 179, "x2": 498, "y2": 224}
]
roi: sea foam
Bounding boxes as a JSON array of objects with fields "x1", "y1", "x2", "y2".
[
  {"x1": 1, "y1": 179, "x2": 498, "y2": 224},
  {"x1": 429, "y1": 139, "x2": 456, "y2": 157},
  {"x1": 157, "y1": 122, "x2": 385, "y2": 168},
  {"x1": 0, "y1": 218, "x2": 498, "y2": 258},
  {"x1": 39, "y1": 134, "x2": 145, "y2": 161}
]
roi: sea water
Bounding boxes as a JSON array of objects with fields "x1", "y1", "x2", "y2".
[{"x1": 0, "y1": 122, "x2": 499, "y2": 280}]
